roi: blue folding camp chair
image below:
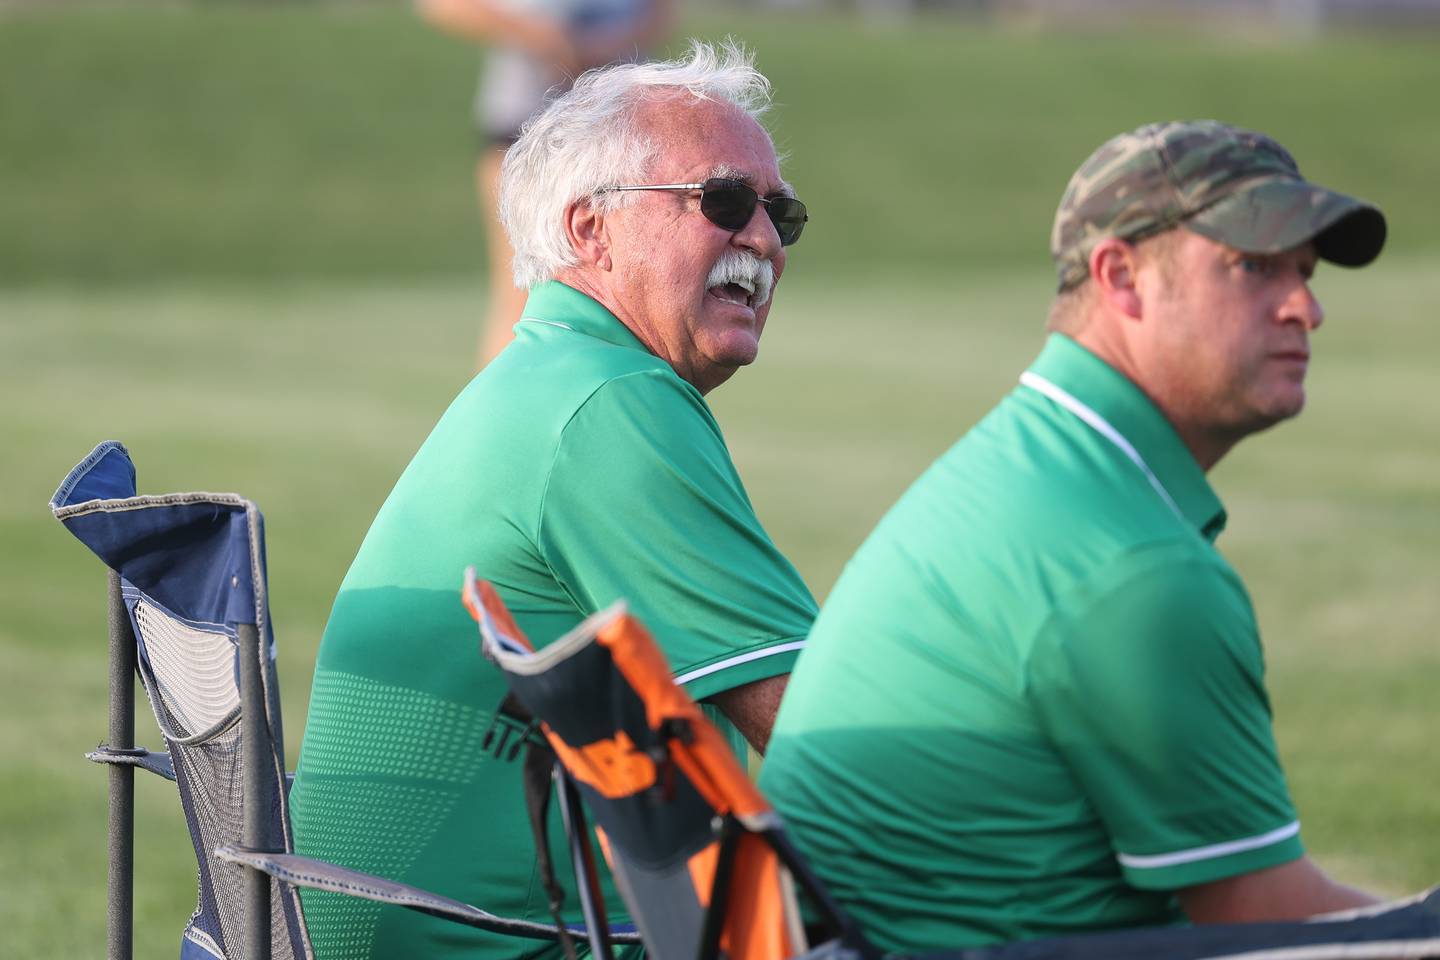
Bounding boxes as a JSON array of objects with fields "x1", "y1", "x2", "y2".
[
  {"x1": 51, "y1": 441, "x2": 644, "y2": 960},
  {"x1": 463, "y1": 572, "x2": 1440, "y2": 960}
]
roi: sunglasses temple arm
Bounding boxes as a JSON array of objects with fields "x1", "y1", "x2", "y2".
[{"x1": 603, "y1": 183, "x2": 706, "y2": 193}]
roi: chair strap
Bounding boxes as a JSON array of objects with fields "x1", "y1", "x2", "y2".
[
  {"x1": 86, "y1": 745, "x2": 176, "y2": 781},
  {"x1": 523, "y1": 740, "x2": 579, "y2": 960},
  {"x1": 481, "y1": 692, "x2": 535, "y2": 762},
  {"x1": 483, "y1": 690, "x2": 583, "y2": 958}
]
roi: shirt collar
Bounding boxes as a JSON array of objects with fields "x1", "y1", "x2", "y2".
[
  {"x1": 520, "y1": 280, "x2": 652, "y2": 355},
  {"x1": 1027, "y1": 334, "x2": 1227, "y2": 541}
]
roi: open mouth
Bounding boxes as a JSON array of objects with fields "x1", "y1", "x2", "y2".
[{"x1": 708, "y1": 280, "x2": 756, "y2": 309}]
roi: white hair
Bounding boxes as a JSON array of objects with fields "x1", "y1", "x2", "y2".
[{"x1": 498, "y1": 39, "x2": 774, "y2": 290}]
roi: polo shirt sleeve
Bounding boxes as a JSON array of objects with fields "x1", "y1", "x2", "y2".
[
  {"x1": 1027, "y1": 541, "x2": 1304, "y2": 891},
  {"x1": 536, "y1": 368, "x2": 817, "y2": 702}
]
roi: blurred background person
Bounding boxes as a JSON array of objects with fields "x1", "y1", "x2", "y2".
[{"x1": 416, "y1": 0, "x2": 674, "y2": 368}]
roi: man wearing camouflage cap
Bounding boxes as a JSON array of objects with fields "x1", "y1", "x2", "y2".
[{"x1": 760, "y1": 121, "x2": 1389, "y2": 951}]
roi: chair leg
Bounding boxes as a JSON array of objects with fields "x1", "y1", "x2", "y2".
[
  {"x1": 106, "y1": 570, "x2": 136, "y2": 960},
  {"x1": 556, "y1": 770, "x2": 614, "y2": 960},
  {"x1": 238, "y1": 622, "x2": 273, "y2": 960}
]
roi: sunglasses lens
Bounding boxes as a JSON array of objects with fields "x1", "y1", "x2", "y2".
[
  {"x1": 697, "y1": 178, "x2": 808, "y2": 246},
  {"x1": 767, "y1": 197, "x2": 808, "y2": 246},
  {"x1": 698, "y1": 179, "x2": 757, "y2": 231}
]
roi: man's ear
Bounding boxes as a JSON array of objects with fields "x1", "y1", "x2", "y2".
[
  {"x1": 564, "y1": 199, "x2": 612, "y2": 271},
  {"x1": 1089, "y1": 238, "x2": 1143, "y2": 320}
]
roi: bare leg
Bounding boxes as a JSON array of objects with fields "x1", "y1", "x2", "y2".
[{"x1": 477, "y1": 146, "x2": 529, "y2": 369}]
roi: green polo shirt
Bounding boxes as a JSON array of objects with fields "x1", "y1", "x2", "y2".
[
  {"x1": 761, "y1": 334, "x2": 1302, "y2": 952},
  {"x1": 290, "y1": 281, "x2": 816, "y2": 960}
]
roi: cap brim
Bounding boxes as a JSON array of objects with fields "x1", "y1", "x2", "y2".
[{"x1": 1185, "y1": 178, "x2": 1387, "y2": 268}]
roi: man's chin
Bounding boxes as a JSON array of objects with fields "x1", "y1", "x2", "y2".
[
  {"x1": 695, "y1": 308, "x2": 762, "y2": 362},
  {"x1": 712, "y1": 339, "x2": 760, "y2": 370},
  {"x1": 1245, "y1": 391, "x2": 1306, "y2": 435},
  {"x1": 1271, "y1": 382, "x2": 1307, "y2": 419}
]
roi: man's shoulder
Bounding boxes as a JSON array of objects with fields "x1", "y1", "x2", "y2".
[
  {"x1": 1049, "y1": 535, "x2": 1250, "y2": 631},
  {"x1": 462, "y1": 331, "x2": 698, "y2": 441},
  {"x1": 822, "y1": 385, "x2": 1227, "y2": 644},
  {"x1": 371, "y1": 337, "x2": 691, "y2": 534},
  {"x1": 890, "y1": 386, "x2": 1177, "y2": 545},
  {"x1": 554, "y1": 364, "x2": 718, "y2": 452},
  {"x1": 496, "y1": 323, "x2": 674, "y2": 396}
]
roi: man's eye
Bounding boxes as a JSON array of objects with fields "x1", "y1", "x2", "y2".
[{"x1": 1239, "y1": 257, "x2": 1273, "y2": 275}]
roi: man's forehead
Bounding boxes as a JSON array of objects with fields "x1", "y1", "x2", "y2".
[
  {"x1": 637, "y1": 96, "x2": 780, "y2": 172},
  {"x1": 636, "y1": 90, "x2": 759, "y2": 134}
]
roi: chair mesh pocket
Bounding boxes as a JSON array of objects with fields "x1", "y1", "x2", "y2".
[{"x1": 135, "y1": 600, "x2": 240, "y2": 739}]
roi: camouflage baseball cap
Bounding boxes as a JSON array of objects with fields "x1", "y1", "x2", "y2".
[{"x1": 1051, "y1": 120, "x2": 1387, "y2": 291}]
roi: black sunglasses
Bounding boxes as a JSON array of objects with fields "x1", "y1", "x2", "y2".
[{"x1": 603, "y1": 177, "x2": 808, "y2": 246}]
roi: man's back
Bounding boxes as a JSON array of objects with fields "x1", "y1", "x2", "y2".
[
  {"x1": 291, "y1": 282, "x2": 815, "y2": 958},
  {"x1": 761, "y1": 335, "x2": 1299, "y2": 951}
]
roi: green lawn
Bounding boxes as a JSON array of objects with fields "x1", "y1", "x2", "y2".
[
  {"x1": 5, "y1": 4, "x2": 1440, "y2": 285},
  {"x1": 2, "y1": 2, "x2": 1438, "y2": 955}
]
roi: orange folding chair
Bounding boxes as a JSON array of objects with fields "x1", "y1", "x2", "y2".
[{"x1": 462, "y1": 569, "x2": 877, "y2": 960}]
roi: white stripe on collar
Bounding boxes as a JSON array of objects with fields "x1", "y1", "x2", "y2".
[
  {"x1": 517, "y1": 318, "x2": 575, "y2": 331},
  {"x1": 1020, "y1": 371, "x2": 1184, "y2": 521}
]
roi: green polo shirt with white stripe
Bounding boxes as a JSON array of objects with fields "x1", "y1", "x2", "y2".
[
  {"x1": 761, "y1": 333, "x2": 1302, "y2": 952},
  {"x1": 291, "y1": 280, "x2": 816, "y2": 960}
]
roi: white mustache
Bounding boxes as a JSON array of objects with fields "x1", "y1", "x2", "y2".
[{"x1": 705, "y1": 249, "x2": 775, "y2": 309}]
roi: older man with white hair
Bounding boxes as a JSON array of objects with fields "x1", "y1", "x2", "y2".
[{"x1": 288, "y1": 41, "x2": 815, "y2": 959}]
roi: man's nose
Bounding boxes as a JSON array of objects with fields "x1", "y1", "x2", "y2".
[
  {"x1": 1283, "y1": 282, "x2": 1324, "y2": 331},
  {"x1": 731, "y1": 202, "x2": 782, "y2": 260}
]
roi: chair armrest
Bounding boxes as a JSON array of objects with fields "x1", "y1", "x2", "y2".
[
  {"x1": 902, "y1": 888, "x2": 1440, "y2": 960},
  {"x1": 213, "y1": 846, "x2": 642, "y2": 944},
  {"x1": 86, "y1": 746, "x2": 176, "y2": 781}
]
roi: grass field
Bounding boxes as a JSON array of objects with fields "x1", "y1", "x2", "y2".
[{"x1": 2, "y1": 3, "x2": 1438, "y2": 956}]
